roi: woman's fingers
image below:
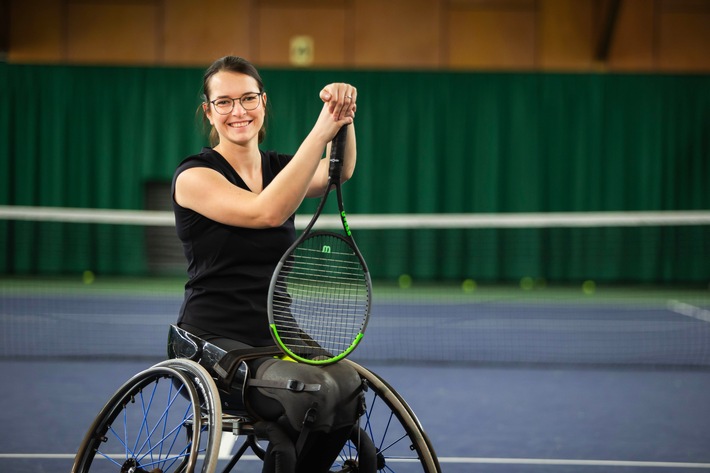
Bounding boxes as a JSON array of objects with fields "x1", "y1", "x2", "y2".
[{"x1": 321, "y1": 84, "x2": 357, "y2": 121}]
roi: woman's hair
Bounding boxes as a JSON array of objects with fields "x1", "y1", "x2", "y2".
[{"x1": 201, "y1": 56, "x2": 267, "y2": 146}]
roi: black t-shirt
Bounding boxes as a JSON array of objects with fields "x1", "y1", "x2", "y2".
[{"x1": 171, "y1": 147, "x2": 296, "y2": 346}]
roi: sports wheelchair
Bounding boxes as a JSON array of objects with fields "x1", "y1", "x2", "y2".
[{"x1": 72, "y1": 325, "x2": 440, "y2": 473}]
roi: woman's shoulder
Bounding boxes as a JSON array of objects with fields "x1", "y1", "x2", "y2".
[
  {"x1": 174, "y1": 148, "x2": 231, "y2": 178},
  {"x1": 178, "y1": 147, "x2": 220, "y2": 167}
]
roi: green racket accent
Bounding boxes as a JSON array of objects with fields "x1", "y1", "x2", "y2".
[
  {"x1": 340, "y1": 210, "x2": 352, "y2": 236},
  {"x1": 270, "y1": 323, "x2": 364, "y2": 365},
  {"x1": 268, "y1": 231, "x2": 371, "y2": 364}
]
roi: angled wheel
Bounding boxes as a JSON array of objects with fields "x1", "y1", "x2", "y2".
[
  {"x1": 334, "y1": 360, "x2": 441, "y2": 473},
  {"x1": 157, "y1": 358, "x2": 223, "y2": 472},
  {"x1": 72, "y1": 363, "x2": 221, "y2": 473}
]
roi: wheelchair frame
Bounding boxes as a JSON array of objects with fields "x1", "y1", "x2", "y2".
[{"x1": 72, "y1": 327, "x2": 441, "y2": 473}]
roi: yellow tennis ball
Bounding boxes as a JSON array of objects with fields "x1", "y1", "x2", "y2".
[
  {"x1": 582, "y1": 280, "x2": 596, "y2": 295},
  {"x1": 82, "y1": 270, "x2": 95, "y2": 285},
  {"x1": 398, "y1": 274, "x2": 412, "y2": 289},
  {"x1": 462, "y1": 279, "x2": 477, "y2": 293},
  {"x1": 520, "y1": 276, "x2": 534, "y2": 291}
]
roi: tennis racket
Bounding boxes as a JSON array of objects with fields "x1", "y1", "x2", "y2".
[{"x1": 267, "y1": 125, "x2": 372, "y2": 365}]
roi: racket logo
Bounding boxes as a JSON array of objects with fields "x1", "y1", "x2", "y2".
[{"x1": 321, "y1": 245, "x2": 331, "y2": 253}]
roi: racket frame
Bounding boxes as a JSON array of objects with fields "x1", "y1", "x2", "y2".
[{"x1": 267, "y1": 126, "x2": 372, "y2": 365}]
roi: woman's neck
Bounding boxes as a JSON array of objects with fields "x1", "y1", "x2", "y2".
[
  {"x1": 214, "y1": 141, "x2": 263, "y2": 192},
  {"x1": 215, "y1": 139, "x2": 259, "y2": 163}
]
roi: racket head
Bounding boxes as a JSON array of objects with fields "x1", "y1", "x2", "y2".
[{"x1": 267, "y1": 231, "x2": 372, "y2": 365}]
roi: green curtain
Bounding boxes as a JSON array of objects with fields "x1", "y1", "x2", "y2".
[{"x1": 1, "y1": 64, "x2": 708, "y2": 281}]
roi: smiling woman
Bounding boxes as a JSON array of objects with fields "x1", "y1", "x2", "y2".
[{"x1": 170, "y1": 55, "x2": 362, "y2": 473}]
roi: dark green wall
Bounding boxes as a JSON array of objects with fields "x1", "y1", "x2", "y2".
[{"x1": 1, "y1": 64, "x2": 708, "y2": 282}]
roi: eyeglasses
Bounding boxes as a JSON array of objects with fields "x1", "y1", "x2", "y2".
[{"x1": 209, "y1": 92, "x2": 263, "y2": 114}]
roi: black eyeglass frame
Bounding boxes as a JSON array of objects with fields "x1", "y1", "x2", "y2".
[{"x1": 209, "y1": 92, "x2": 263, "y2": 115}]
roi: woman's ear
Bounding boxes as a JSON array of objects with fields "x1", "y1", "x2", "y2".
[{"x1": 203, "y1": 102, "x2": 214, "y2": 125}]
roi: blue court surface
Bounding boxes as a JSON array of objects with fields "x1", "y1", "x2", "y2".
[
  {"x1": 1, "y1": 282, "x2": 710, "y2": 472},
  {"x1": 2, "y1": 361, "x2": 709, "y2": 472}
]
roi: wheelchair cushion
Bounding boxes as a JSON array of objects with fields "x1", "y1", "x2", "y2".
[{"x1": 247, "y1": 358, "x2": 364, "y2": 435}]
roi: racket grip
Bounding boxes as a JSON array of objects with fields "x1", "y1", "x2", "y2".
[{"x1": 329, "y1": 125, "x2": 348, "y2": 181}]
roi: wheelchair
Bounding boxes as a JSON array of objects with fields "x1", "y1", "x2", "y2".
[{"x1": 72, "y1": 325, "x2": 441, "y2": 473}]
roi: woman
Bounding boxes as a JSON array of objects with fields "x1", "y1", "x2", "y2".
[{"x1": 171, "y1": 56, "x2": 365, "y2": 472}]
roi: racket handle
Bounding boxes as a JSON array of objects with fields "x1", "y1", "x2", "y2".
[{"x1": 329, "y1": 125, "x2": 348, "y2": 181}]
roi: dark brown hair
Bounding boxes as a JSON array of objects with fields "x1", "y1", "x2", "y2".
[{"x1": 201, "y1": 56, "x2": 267, "y2": 146}]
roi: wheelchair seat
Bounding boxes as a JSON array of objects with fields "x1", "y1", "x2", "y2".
[
  {"x1": 167, "y1": 324, "x2": 252, "y2": 413},
  {"x1": 168, "y1": 324, "x2": 229, "y2": 373}
]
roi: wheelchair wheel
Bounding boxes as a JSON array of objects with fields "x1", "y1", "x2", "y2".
[
  {"x1": 72, "y1": 363, "x2": 221, "y2": 473},
  {"x1": 157, "y1": 359, "x2": 224, "y2": 471},
  {"x1": 334, "y1": 360, "x2": 441, "y2": 473}
]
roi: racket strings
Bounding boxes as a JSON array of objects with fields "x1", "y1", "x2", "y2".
[{"x1": 271, "y1": 234, "x2": 370, "y2": 359}]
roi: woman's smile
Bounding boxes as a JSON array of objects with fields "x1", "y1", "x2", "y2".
[{"x1": 227, "y1": 119, "x2": 252, "y2": 129}]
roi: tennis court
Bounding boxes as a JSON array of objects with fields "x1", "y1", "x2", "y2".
[
  {"x1": 2, "y1": 12, "x2": 710, "y2": 472},
  {"x1": 1, "y1": 270, "x2": 709, "y2": 472}
]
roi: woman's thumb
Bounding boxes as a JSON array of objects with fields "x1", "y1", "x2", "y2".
[{"x1": 320, "y1": 88, "x2": 331, "y2": 102}]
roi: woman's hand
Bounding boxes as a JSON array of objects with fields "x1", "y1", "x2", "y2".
[
  {"x1": 320, "y1": 83, "x2": 357, "y2": 122},
  {"x1": 300, "y1": 83, "x2": 357, "y2": 198},
  {"x1": 311, "y1": 83, "x2": 356, "y2": 143}
]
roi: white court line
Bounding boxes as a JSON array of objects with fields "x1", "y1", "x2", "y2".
[
  {"x1": 2, "y1": 453, "x2": 710, "y2": 468},
  {"x1": 0, "y1": 454, "x2": 77, "y2": 459},
  {"x1": 438, "y1": 457, "x2": 710, "y2": 468},
  {"x1": 667, "y1": 299, "x2": 710, "y2": 323}
]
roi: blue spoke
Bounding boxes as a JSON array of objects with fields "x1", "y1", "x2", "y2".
[
  {"x1": 134, "y1": 446, "x2": 190, "y2": 471},
  {"x1": 158, "y1": 380, "x2": 174, "y2": 464},
  {"x1": 133, "y1": 380, "x2": 158, "y2": 457},
  {"x1": 159, "y1": 403, "x2": 195, "y2": 465},
  {"x1": 94, "y1": 450, "x2": 122, "y2": 467},
  {"x1": 377, "y1": 412, "x2": 397, "y2": 453},
  {"x1": 159, "y1": 442, "x2": 192, "y2": 472},
  {"x1": 138, "y1": 418, "x2": 191, "y2": 464},
  {"x1": 135, "y1": 381, "x2": 184, "y2": 458}
]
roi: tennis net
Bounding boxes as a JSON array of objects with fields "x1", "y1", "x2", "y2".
[{"x1": 1, "y1": 205, "x2": 709, "y2": 368}]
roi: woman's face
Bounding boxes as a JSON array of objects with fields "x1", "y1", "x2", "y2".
[{"x1": 205, "y1": 71, "x2": 266, "y2": 147}]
